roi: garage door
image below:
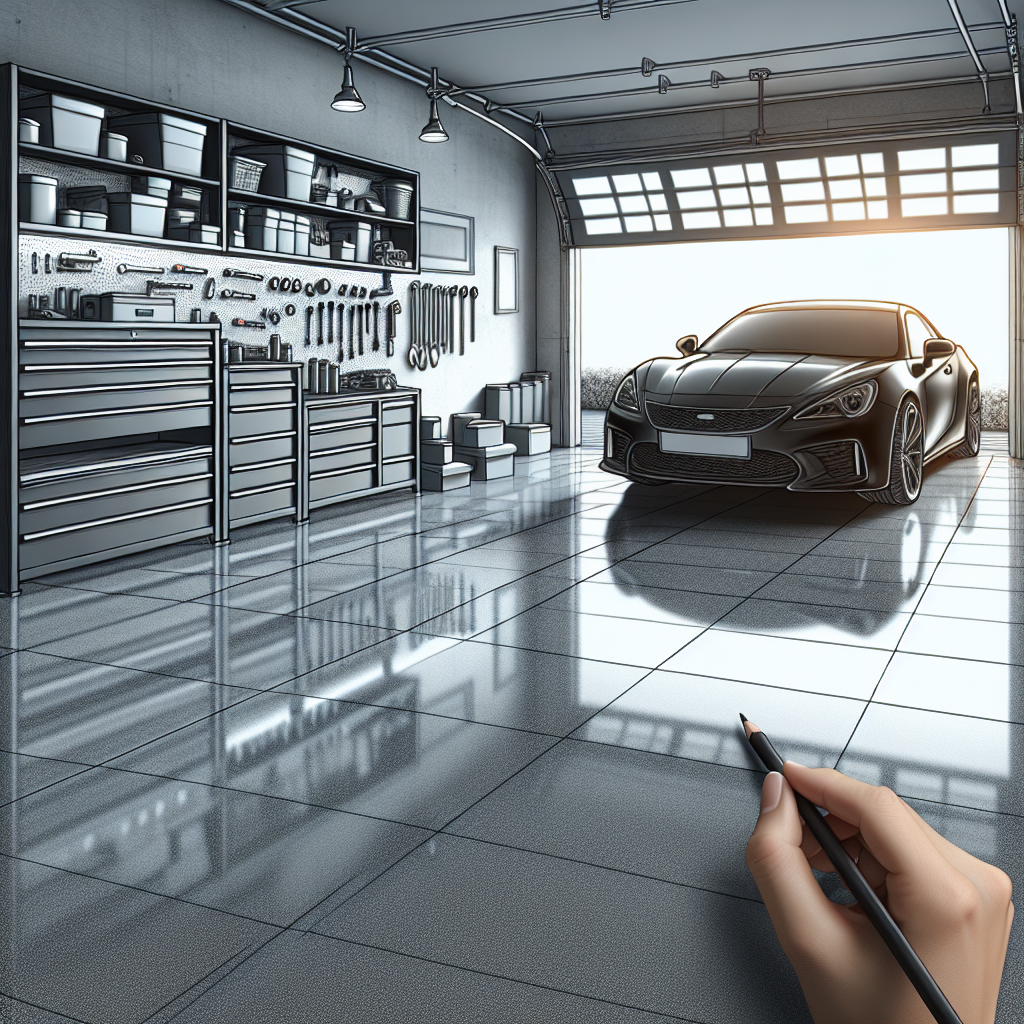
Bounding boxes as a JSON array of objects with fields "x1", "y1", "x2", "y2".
[{"x1": 556, "y1": 130, "x2": 1018, "y2": 245}]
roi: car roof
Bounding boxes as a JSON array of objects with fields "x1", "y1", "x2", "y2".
[{"x1": 742, "y1": 299, "x2": 902, "y2": 313}]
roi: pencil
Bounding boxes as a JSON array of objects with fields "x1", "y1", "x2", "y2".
[{"x1": 739, "y1": 713, "x2": 962, "y2": 1024}]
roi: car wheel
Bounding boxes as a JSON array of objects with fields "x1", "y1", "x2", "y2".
[
  {"x1": 948, "y1": 376, "x2": 980, "y2": 458},
  {"x1": 627, "y1": 476, "x2": 668, "y2": 486},
  {"x1": 857, "y1": 396, "x2": 924, "y2": 505}
]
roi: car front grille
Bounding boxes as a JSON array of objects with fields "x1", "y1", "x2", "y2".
[
  {"x1": 645, "y1": 402, "x2": 790, "y2": 433},
  {"x1": 629, "y1": 443, "x2": 798, "y2": 484},
  {"x1": 802, "y1": 441, "x2": 865, "y2": 483}
]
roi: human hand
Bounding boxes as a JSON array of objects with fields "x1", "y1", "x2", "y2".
[{"x1": 745, "y1": 763, "x2": 1014, "y2": 1024}]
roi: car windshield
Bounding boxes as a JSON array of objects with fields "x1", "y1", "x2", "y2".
[{"x1": 701, "y1": 308, "x2": 900, "y2": 358}]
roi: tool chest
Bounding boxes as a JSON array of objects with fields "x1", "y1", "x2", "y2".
[{"x1": 17, "y1": 322, "x2": 223, "y2": 581}]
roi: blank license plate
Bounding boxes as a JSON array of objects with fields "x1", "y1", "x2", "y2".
[{"x1": 659, "y1": 432, "x2": 751, "y2": 459}]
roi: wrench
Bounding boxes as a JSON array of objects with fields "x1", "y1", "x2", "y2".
[
  {"x1": 459, "y1": 285, "x2": 468, "y2": 355},
  {"x1": 171, "y1": 264, "x2": 208, "y2": 274},
  {"x1": 429, "y1": 285, "x2": 440, "y2": 367},
  {"x1": 305, "y1": 305, "x2": 313, "y2": 345},
  {"x1": 387, "y1": 300, "x2": 401, "y2": 358},
  {"x1": 408, "y1": 282, "x2": 422, "y2": 369},
  {"x1": 223, "y1": 268, "x2": 264, "y2": 281},
  {"x1": 328, "y1": 301, "x2": 334, "y2": 347},
  {"x1": 337, "y1": 303, "x2": 344, "y2": 360},
  {"x1": 450, "y1": 286, "x2": 459, "y2": 354},
  {"x1": 469, "y1": 286, "x2": 479, "y2": 342},
  {"x1": 118, "y1": 263, "x2": 165, "y2": 274},
  {"x1": 231, "y1": 318, "x2": 266, "y2": 329},
  {"x1": 348, "y1": 305, "x2": 355, "y2": 359},
  {"x1": 372, "y1": 301, "x2": 380, "y2": 351},
  {"x1": 317, "y1": 301, "x2": 324, "y2": 345},
  {"x1": 358, "y1": 303, "x2": 366, "y2": 355},
  {"x1": 221, "y1": 289, "x2": 256, "y2": 300}
]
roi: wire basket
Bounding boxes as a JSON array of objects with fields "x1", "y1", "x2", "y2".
[
  {"x1": 230, "y1": 155, "x2": 266, "y2": 192},
  {"x1": 309, "y1": 216, "x2": 331, "y2": 247}
]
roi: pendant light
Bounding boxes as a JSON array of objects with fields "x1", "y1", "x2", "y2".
[
  {"x1": 331, "y1": 27, "x2": 365, "y2": 113},
  {"x1": 419, "y1": 67, "x2": 449, "y2": 143}
]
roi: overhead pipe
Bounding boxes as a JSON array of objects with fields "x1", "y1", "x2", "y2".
[
  {"x1": 451, "y1": 21, "x2": 1004, "y2": 97},
  {"x1": 944, "y1": 0, "x2": 992, "y2": 111},
  {"x1": 995, "y1": 0, "x2": 1022, "y2": 118}
]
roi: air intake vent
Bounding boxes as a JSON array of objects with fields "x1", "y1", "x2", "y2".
[
  {"x1": 645, "y1": 403, "x2": 789, "y2": 432},
  {"x1": 630, "y1": 443, "x2": 798, "y2": 484}
]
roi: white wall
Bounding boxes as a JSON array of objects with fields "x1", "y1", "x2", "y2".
[{"x1": 581, "y1": 228, "x2": 1010, "y2": 387}]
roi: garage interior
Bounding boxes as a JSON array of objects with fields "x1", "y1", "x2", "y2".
[{"x1": 2, "y1": 1, "x2": 1023, "y2": 1021}]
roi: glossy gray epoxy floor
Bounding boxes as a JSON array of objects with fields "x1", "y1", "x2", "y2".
[{"x1": 1, "y1": 447, "x2": 1022, "y2": 1023}]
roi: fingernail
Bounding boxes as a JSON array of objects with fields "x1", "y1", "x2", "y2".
[
  {"x1": 761, "y1": 771, "x2": 783, "y2": 814},
  {"x1": 783, "y1": 760, "x2": 807, "y2": 772}
]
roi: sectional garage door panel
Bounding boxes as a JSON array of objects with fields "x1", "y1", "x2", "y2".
[{"x1": 557, "y1": 131, "x2": 1018, "y2": 245}]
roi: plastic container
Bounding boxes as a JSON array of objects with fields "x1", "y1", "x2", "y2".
[
  {"x1": 233, "y1": 144, "x2": 315, "y2": 201},
  {"x1": 97, "y1": 292, "x2": 175, "y2": 322},
  {"x1": 245, "y1": 207, "x2": 280, "y2": 252},
  {"x1": 131, "y1": 175, "x2": 171, "y2": 198},
  {"x1": 20, "y1": 93, "x2": 105, "y2": 155},
  {"x1": 520, "y1": 371, "x2": 551, "y2": 424},
  {"x1": 167, "y1": 209, "x2": 197, "y2": 238},
  {"x1": 57, "y1": 208, "x2": 82, "y2": 228},
  {"x1": 19, "y1": 118, "x2": 40, "y2": 144},
  {"x1": 170, "y1": 183, "x2": 203, "y2": 209},
  {"x1": 106, "y1": 192, "x2": 168, "y2": 237},
  {"x1": 102, "y1": 131, "x2": 128, "y2": 161},
  {"x1": 81, "y1": 210, "x2": 108, "y2": 231},
  {"x1": 227, "y1": 206, "x2": 245, "y2": 234},
  {"x1": 188, "y1": 223, "x2": 220, "y2": 245},
  {"x1": 229, "y1": 155, "x2": 265, "y2": 192},
  {"x1": 294, "y1": 214, "x2": 310, "y2": 257},
  {"x1": 18, "y1": 174, "x2": 57, "y2": 225},
  {"x1": 65, "y1": 185, "x2": 108, "y2": 214},
  {"x1": 107, "y1": 111, "x2": 208, "y2": 175},
  {"x1": 382, "y1": 179, "x2": 415, "y2": 220},
  {"x1": 277, "y1": 209, "x2": 296, "y2": 255}
]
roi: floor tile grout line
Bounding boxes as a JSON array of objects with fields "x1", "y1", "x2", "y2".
[{"x1": 830, "y1": 454, "x2": 995, "y2": 768}]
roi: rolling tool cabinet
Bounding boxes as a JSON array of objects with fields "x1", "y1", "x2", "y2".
[
  {"x1": 15, "y1": 321, "x2": 223, "y2": 586},
  {"x1": 303, "y1": 388, "x2": 420, "y2": 519},
  {"x1": 224, "y1": 362, "x2": 302, "y2": 531}
]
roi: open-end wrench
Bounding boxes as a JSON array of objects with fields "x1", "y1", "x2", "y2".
[
  {"x1": 450, "y1": 286, "x2": 459, "y2": 354},
  {"x1": 387, "y1": 300, "x2": 401, "y2": 358},
  {"x1": 221, "y1": 289, "x2": 256, "y2": 300},
  {"x1": 317, "y1": 302, "x2": 324, "y2": 344},
  {"x1": 223, "y1": 268, "x2": 265, "y2": 281},
  {"x1": 459, "y1": 285, "x2": 468, "y2": 355},
  {"x1": 358, "y1": 303, "x2": 366, "y2": 355},
  {"x1": 305, "y1": 305, "x2": 313, "y2": 345},
  {"x1": 171, "y1": 264, "x2": 208, "y2": 274},
  {"x1": 348, "y1": 305, "x2": 355, "y2": 359},
  {"x1": 407, "y1": 283, "x2": 422, "y2": 369},
  {"x1": 372, "y1": 301, "x2": 380, "y2": 351},
  {"x1": 118, "y1": 263, "x2": 165, "y2": 274},
  {"x1": 469, "y1": 286, "x2": 479, "y2": 342},
  {"x1": 337, "y1": 303, "x2": 344, "y2": 360},
  {"x1": 328, "y1": 301, "x2": 334, "y2": 347},
  {"x1": 429, "y1": 286, "x2": 440, "y2": 367}
]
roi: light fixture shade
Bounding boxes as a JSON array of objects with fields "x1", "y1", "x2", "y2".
[
  {"x1": 419, "y1": 97, "x2": 448, "y2": 143},
  {"x1": 331, "y1": 64, "x2": 365, "y2": 112}
]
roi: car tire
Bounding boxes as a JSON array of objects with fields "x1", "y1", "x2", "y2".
[
  {"x1": 857, "y1": 396, "x2": 924, "y2": 505},
  {"x1": 948, "y1": 376, "x2": 981, "y2": 458}
]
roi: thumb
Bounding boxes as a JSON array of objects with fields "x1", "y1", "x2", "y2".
[{"x1": 746, "y1": 772, "x2": 841, "y2": 964}]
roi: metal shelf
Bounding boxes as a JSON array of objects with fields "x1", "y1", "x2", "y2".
[
  {"x1": 227, "y1": 189, "x2": 414, "y2": 227},
  {"x1": 19, "y1": 142, "x2": 220, "y2": 187},
  {"x1": 20, "y1": 222, "x2": 222, "y2": 254}
]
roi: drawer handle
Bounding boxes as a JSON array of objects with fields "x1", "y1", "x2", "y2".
[
  {"x1": 230, "y1": 482, "x2": 296, "y2": 499},
  {"x1": 23, "y1": 381, "x2": 209, "y2": 397},
  {"x1": 229, "y1": 458, "x2": 296, "y2": 473},
  {"x1": 312, "y1": 442, "x2": 376, "y2": 457},
  {"x1": 21, "y1": 446, "x2": 213, "y2": 485},
  {"x1": 228, "y1": 430, "x2": 297, "y2": 444},
  {"x1": 22, "y1": 473, "x2": 213, "y2": 511},
  {"x1": 23, "y1": 360, "x2": 212, "y2": 371},
  {"x1": 310, "y1": 417, "x2": 376, "y2": 432},
  {"x1": 231, "y1": 403, "x2": 295, "y2": 413},
  {"x1": 229, "y1": 383, "x2": 297, "y2": 392},
  {"x1": 382, "y1": 455, "x2": 415, "y2": 465},
  {"x1": 382, "y1": 401, "x2": 416, "y2": 410},
  {"x1": 22, "y1": 498, "x2": 212, "y2": 542},
  {"x1": 23, "y1": 341, "x2": 213, "y2": 349},
  {"x1": 23, "y1": 400, "x2": 213, "y2": 424}
]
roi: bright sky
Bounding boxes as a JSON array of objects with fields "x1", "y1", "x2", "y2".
[{"x1": 581, "y1": 227, "x2": 1009, "y2": 387}]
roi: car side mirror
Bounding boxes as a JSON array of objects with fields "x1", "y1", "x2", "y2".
[
  {"x1": 676, "y1": 335, "x2": 698, "y2": 356},
  {"x1": 911, "y1": 338, "x2": 955, "y2": 376}
]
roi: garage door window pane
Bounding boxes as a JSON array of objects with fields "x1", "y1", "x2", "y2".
[
  {"x1": 612, "y1": 173, "x2": 643, "y2": 192},
  {"x1": 951, "y1": 143, "x2": 999, "y2": 167},
  {"x1": 718, "y1": 186, "x2": 750, "y2": 206},
  {"x1": 624, "y1": 214, "x2": 654, "y2": 232},
  {"x1": 750, "y1": 185, "x2": 771, "y2": 204},
  {"x1": 867, "y1": 200, "x2": 889, "y2": 219},
  {"x1": 784, "y1": 204, "x2": 828, "y2": 223},
  {"x1": 902, "y1": 196, "x2": 948, "y2": 216},
  {"x1": 899, "y1": 172, "x2": 947, "y2": 195},
  {"x1": 952, "y1": 169, "x2": 999, "y2": 192},
  {"x1": 677, "y1": 189, "x2": 718, "y2": 209},
  {"x1": 618, "y1": 195, "x2": 649, "y2": 213},
  {"x1": 777, "y1": 157, "x2": 821, "y2": 179},
  {"x1": 825, "y1": 155, "x2": 860, "y2": 177},
  {"x1": 580, "y1": 198, "x2": 617, "y2": 216},
  {"x1": 782, "y1": 181, "x2": 826, "y2": 202},
  {"x1": 829, "y1": 178, "x2": 864, "y2": 200},
  {"x1": 682, "y1": 210, "x2": 722, "y2": 229},
  {"x1": 713, "y1": 164, "x2": 746, "y2": 185},
  {"x1": 754, "y1": 206, "x2": 774, "y2": 225},
  {"x1": 584, "y1": 217, "x2": 622, "y2": 234},
  {"x1": 653, "y1": 213, "x2": 673, "y2": 231},
  {"x1": 953, "y1": 193, "x2": 999, "y2": 214},
  {"x1": 642, "y1": 171, "x2": 663, "y2": 190},
  {"x1": 745, "y1": 162, "x2": 767, "y2": 182},
  {"x1": 898, "y1": 148, "x2": 946, "y2": 171},
  {"x1": 671, "y1": 168, "x2": 712, "y2": 188},
  {"x1": 723, "y1": 207, "x2": 754, "y2": 227},
  {"x1": 864, "y1": 177, "x2": 887, "y2": 197},
  {"x1": 861, "y1": 153, "x2": 885, "y2": 174},
  {"x1": 832, "y1": 201, "x2": 866, "y2": 220},
  {"x1": 574, "y1": 176, "x2": 612, "y2": 195},
  {"x1": 648, "y1": 193, "x2": 668, "y2": 211}
]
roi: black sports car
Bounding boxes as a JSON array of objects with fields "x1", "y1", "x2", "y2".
[{"x1": 601, "y1": 300, "x2": 980, "y2": 505}]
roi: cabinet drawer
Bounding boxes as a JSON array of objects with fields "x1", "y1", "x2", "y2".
[
  {"x1": 22, "y1": 344, "x2": 213, "y2": 366},
  {"x1": 20, "y1": 476, "x2": 213, "y2": 536},
  {"x1": 229, "y1": 461, "x2": 296, "y2": 494},
  {"x1": 20, "y1": 365, "x2": 212, "y2": 390},
  {"x1": 382, "y1": 460, "x2": 415, "y2": 485},
  {"x1": 228, "y1": 368, "x2": 295, "y2": 386},
  {"x1": 381, "y1": 423, "x2": 414, "y2": 459},
  {"x1": 308, "y1": 403, "x2": 373, "y2": 425},
  {"x1": 229, "y1": 434, "x2": 296, "y2": 468},
  {"x1": 310, "y1": 423, "x2": 374, "y2": 452},
  {"x1": 381, "y1": 404, "x2": 414, "y2": 425},
  {"x1": 20, "y1": 455, "x2": 212, "y2": 505},
  {"x1": 21, "y1": 404, "x2": 213, "y2": 449},
  {"x1": 20, "y1": 502, "x2": 213, "y2": 573},
  {"x1": 310, "y1": 468, "x2": 375, "y2": 502},
  {"x1": 229, "y1": 387, "x2": 295, "y2": 409},
  {"x1": 230, "y1": 485, "x2": 295, "y2": 524},
  {"x1": 229, "y1": 406, "x2": 294, "y2": 437},
  {"x1": 310, "y1": 447, "x2": 374, "y2": 474},
  {"x1": 21, "y1": 383, "x2": 211, "y2": 419}
]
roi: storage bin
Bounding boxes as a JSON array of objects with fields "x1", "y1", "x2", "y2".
[
  {"x1": 102, "y1": 131, "x2": 128, "y2": 161},
  {"x1": 107, "y1": 112, "x2": 208, "y2": 175},
  {"x1": 233, "y1": 144, "x2": 316, "y2": 201},
  {"x1": 19, "y1": 118, "x2": 40, "y2": 144},
  {"x1": 20, "y1": 93, "x2": 105, "y2": 155},
  {"x1": 245, "y1": 207, "x2": 280, "y2": 251},
  {"x1": 66, "y1": 186, "x2": 108, "y2": 213},
  {"x1": 106, "y1": 192, "x2": 168, "y2": 237},
  {"x1": 58, "y1": 209, "x2": 82, "y2": 228},
  {"x1": 520, "y1": 371, "x2": 551, "y2": 424},
  {"x1": 170, "y1": 183, "x2": 203, "y2": 209},
  {"x1": 81, "y1": 210, "x2": 108, "y2": 231},
  {"x1": 131, "y1": 176, "x2": 171, "y2": 200},
  {"x1": 381, "y1": 179, "x2": 415, "y2": 220},
  {"x1": 98, "y1": 292, "x2": 175, "y2": 322},
  {"x1": 188, "y1": 223, "x2": 220, "y2": 245},
  {"x1": 18, "y1": 174, "x2": 57, "y2": 225},
  {"x1": 462, "y1": 420, "x2": 505, "y2": 447},
  {"x1": 484, "y1": 384, "x2": 512, "y2": 423},
  {"x1": 277, "y1": 209, "x2": 296, "y2": 255},
  {"x1": 227, "y1": 206, "x2": 245, "y2": 233},
  {"x1": 294, "y1": 215, "x2": 310, "y2": 257},
  {"x1": 230, "y1": 154, "x2": 265, "y2": 192}
]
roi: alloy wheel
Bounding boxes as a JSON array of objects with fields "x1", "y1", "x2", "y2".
[{"x1": 900, "y1": 401, "x2": 924, "y2": 499}]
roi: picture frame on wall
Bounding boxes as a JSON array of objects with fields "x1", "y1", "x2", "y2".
[
  {"x1": 420, "y1": 208, "x2": 475, "y2": 274},
  {"x1": 494, "y1": 246, "x2": 518, "y2": 314}
]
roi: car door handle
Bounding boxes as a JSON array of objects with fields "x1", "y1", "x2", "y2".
[{"x1": 944, "y1": 365, "x2": 953, "y2": 374}]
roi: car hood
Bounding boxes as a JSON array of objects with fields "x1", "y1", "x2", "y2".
[{"x1": 640, "y1": 351, "x2": 879, "y2": 407}]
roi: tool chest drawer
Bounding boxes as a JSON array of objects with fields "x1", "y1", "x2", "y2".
[
  {"x1": 229, "y1": 461, "x2": 296, "y2": 494},
  {"x1": 20, "y1": 364, "x2": 213, "y2": 390},
  {"x1": 381, "y1": 423, "x2": 414, "y2": 459},
  {"x1": 229, "y1": 433, "x2": 296, "y2": 467},
  {"x1": 21, "y1": 403, "x2": 213, "y2": 449},
  {"x1": 229, "y1": 405, "x2": 295, "y2": 438},
  {"x1": 381, "y1": 459, "x2": 415, "y2": 485},
  {"x1": 381, "y1": 402, "x2": 415, "y2": 425},
  {"x1": 22, "y1": 342, "x2": 214, "y2": 366},
  {"x1": 310, "y1": 468, "x2": 375, "y2": 503},
  {"x1": 230, "y1": 485, "x2": 296, "y2": 524},
  {"x1": 308, "y1": 402, "x2": 374, "y2": 425},
  {"x1": 310, "y1": 423, "x2": 375, "y2": 452},
  {"x1": 310, "y1": 447, "x2": 374, "y2": 474},
  {"x1": 229, "y1": 386, "x2": 295, "y2": 408},
  {"x1": 21, "y1": 383, "x2": 212, "y2": 419},
  {"x1": 229, "y1": 368, "x2": 295, "y2": 387}
]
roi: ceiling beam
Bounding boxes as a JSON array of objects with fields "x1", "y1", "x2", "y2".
[
  {"x1": 354, "y1": 0, "x2": 699, "y2": 50},
  {"x1": 450, "y1": 21, "x2": 1003, "y2": 96}
]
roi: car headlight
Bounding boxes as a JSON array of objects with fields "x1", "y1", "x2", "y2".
[
  {"x1": 794, "y1": 380, "x2": 878, "y2": 420},
  {"x1": 612, "y1": 373, "x2": 640, "y2": 413}
]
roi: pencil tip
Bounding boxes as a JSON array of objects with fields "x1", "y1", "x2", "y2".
[
  {"x1": 740, "y1": 714, "x2": 759, "y2": 739},
  {"x1": 739, "y1": 713, "x2": 748, "y2": 724}
]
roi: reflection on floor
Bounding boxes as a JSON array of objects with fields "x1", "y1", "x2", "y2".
[{"x1": 1, "y1": 447, "x2": 1022, "y2": 1023}]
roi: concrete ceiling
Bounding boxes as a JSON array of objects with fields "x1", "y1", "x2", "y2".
[{"x1": 245, "y1": 0, "x2": 1023, "y2": 125}]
